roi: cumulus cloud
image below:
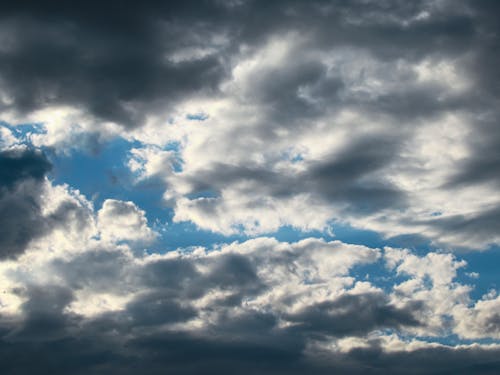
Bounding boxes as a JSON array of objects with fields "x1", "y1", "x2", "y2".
[
  {"x1": 0, "y1": 228, "x2": 499, "y2": 373},
  {"x1": 0, "y1": 151, "x2": 495, "y2": 370},
  {"x1": 97, "y1": 199, "x2": 156, "y2": 244}
]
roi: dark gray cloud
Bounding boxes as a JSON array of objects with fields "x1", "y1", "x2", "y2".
[
  {"x1": 184, "y1": 133, "x2": 407, "y2": 218},
  {"x1": 0, "y1": 148, "x2": 51, "y2": 189},
  {"x1": 0, "y1": 149, "x2": 51, "y2": 258},
  {"x1": 0, "y1": 245, "x2": 453, "y2": 375},
  {"x1": 285, "y1": 293, "x2": 421, "y2": 337},
  {"x1": 417, "y1": 205, "x2": 500, "y2": 250},
  {"x1": 125, "y1": 291, "x2": 198, "y2": 327},
  {"x1": 305, "y1": 135, "x2": 408, "y2": 214},
  {"x1": 0, "y1": 148, "x2": 91, "y2": 259},
  {"x1": 437, "y1": 1, "x2": 500, "y2": 193},
  {"x1": 445, "y1": 116, "x2": 500, "y2": 190},
  {"x1": 8, "y1": 285, "x2": 76, "y2": 341},
  {"x1": 0, "y1": 1, "x2": 232, "y2": 127},
  {"x1": 315, "y1": 342, "x2": 500, "y2": 375},
  {"x1": 0, "y1": 0, "x2": 489, "y2": 127},
  {"x1": 1, "y1": 335, "x2": 499, "y2": 375},
  {"x1": 0, "y1": 237, "x2": 497, "y2": 374},
  {"x1": 1, "y1": 311, "x2": 499, "y2": 375},
  {"x1": 50, "y1": 248, "x2": 134, "y2": 291}
]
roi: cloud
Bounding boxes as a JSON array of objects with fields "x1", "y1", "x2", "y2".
[
  {"x1": 284, "y1": 292, "x2": 421, "y2": 336},
  {"x1": 97, "y1": 199, "x2": 156, "y2": 244},
  {"x1": 0, "y1": 2, "x2": 229, "y2": 128},
  {"x1": 0, "y1": 148, "x2": 51, "y2": 188},
  {"x1": 0, "y1": 232, "x2": 499, "y2": 373},
  {"x1": 0, "y1": 148, "x2": 92, "y2": 259},
  {"x1": 1, "y1": 2, "x2": 500, "y2": 372},
  {"x1": 0, "y1": 1, "x2": 499, "y2": 248}
]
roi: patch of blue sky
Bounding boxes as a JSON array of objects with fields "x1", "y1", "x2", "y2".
[
  {"x1": 186, "y1": 112, "x2": 209, "y2": 121},
  {"x1": 185, "y1": 189, "x2": 220, "y2": 199},
  {"x1": 154, "y1": 219, "x2": 442, "y2": 257},
  {"x1": 350, "y1": 257, "x2": 410, "y2": 292},
  {"x1": 280, "y1": 147, "x2": 304, "y2": 164},
  {"x1": 0, "y1": 121, "x2": 46, "y2": 143},
  {"x1": 410, "y1": 333, "x2": 500, "y2": 346},
  {"x1": 153, "y1": 221, "x2": 245, "y2": 252},
  {"x1": 162, "y1": 140, "x2": 182, "y2": 152},
  {"x1": 46, "y1": 137, "x2": 170, "y2": 221},
  {"x1": 460, "y1": 245, "x2": 500, "y2": 301},
  {"x1": 373, "y1": 330, "x2": 484, "y2": 347},
  {"x1": 290, "y1": 154, "x2": 304, "y2": 163},
  {"x1": 266, "y1": 225, "x2": 327, "y2": 243},
  {"x1": 151, "y1": 220, "x2": 401, "y2": 255},
  {"x1": 170, "y1": 157, "x2": 184, "y2": 173},
  {"x1": 42, "y1": 135, "x2": 239, "y2": 252},
  {"x1": 157, "y1": 210, "x2": 443, "y2": 258},
  {"x1": 317, "y1": 222, "x2": 433, "y2": 255}
]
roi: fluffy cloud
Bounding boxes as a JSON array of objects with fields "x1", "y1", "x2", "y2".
[
  {"x1": 0, "y1": 154, "x2": 496, "y2": 371},
  {"x1": 0, "y1": 225, "x2": 499, "y2": 373},
  {"x1": 1, "y1": 1, "x2": 499, "y2": 248},
  {"x1": 97, "y1": 199, "x2": 156, "y2": 244}
]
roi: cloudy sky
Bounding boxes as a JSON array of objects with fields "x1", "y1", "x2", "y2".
[{"x1": 0, "y1": 0, "x2": 500, "y2": 373}]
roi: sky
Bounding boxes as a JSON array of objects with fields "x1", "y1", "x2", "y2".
[{"x1": 0, "y1": 0, "x2": 500, "y2": 373}]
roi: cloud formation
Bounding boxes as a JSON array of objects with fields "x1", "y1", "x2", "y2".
[
  {"x1": 0, "y1": 148, "x2": 91, "y2": 259},
  {"x1": 0, "y1": 224, "x2": 499, "y2": 374},
  {"x1": 1, "y1": 2, "x2": 499, "y2": 245},
  {"x1": 0, "y1": 1, "x2": 500, "y2": 373}
]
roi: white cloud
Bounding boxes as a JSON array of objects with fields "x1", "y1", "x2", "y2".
[
  {"x1": 1, "y1": 216, "x2": 498, "y2": 347},
  {"x1": 116, "y1": 38, "x2": 500, "y2": 249},
  {"x1": 0, "y1": 28, "x2": 496, "y2": 250},
  {"x1": 97, "y1": 199, "x2": 156, "y2": 244}
]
